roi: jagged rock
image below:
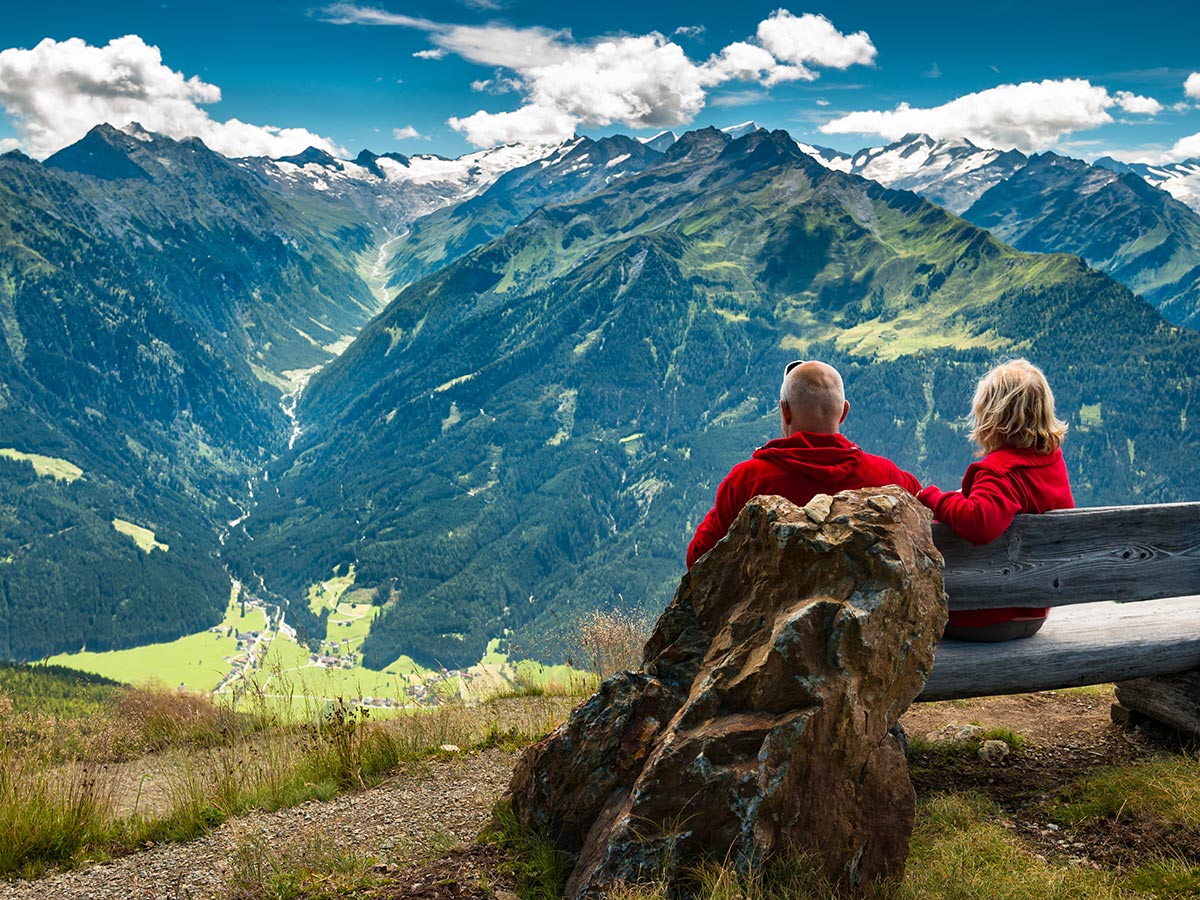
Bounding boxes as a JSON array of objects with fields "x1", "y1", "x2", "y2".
[{"x1": 506, "y1": 487, "x2": 946, "y2": 897}]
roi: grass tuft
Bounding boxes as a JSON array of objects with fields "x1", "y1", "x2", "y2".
[
  {"x1": 1053, "y1": 756, "x2": 1200, "y2": 828},
  {"x1": 483, "y1": 801, "x2": 569, "y2": 900}
]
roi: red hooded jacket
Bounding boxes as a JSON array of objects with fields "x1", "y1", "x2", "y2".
[
  {"x1": 919, "y1": 447, "x2": 1074, "y2": 627},
  {"x1": 686, "y1": 431, "x2": 921, "y2": 568}
]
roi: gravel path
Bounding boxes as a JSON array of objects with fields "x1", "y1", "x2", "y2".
[{"x1": 0, "y1": 749, "x2": 520, "y2": 900}]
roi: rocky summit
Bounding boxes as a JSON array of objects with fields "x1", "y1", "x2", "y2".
[{"x1": 506, "y1": 486, "x2": 947, "y2": 897}]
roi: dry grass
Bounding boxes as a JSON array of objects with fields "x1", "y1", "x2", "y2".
[
  {"x1": 571, "y1": 608, "x2": 655, "y2": 681},
  {"x1": 0, "y1": 678, "x2": 573, "y2": 878},
  {"x1": 224, "y1": 826, "x2": 381, "y2": 900}
]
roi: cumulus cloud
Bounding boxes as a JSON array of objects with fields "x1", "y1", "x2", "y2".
[
  {"x1": 1110, "y1": 131, "x2": 1200, "y2": 165},
  {"x1": 448, "y1": 104, "x2": 577, "y2": 147},
  {"x1": 413, "y1": 48, "x2": 446, "y2": 60},
  {"x1": 1187, "y1": 73, "x2": 1200, "y2": 100},
  {"x1": 0, "y1": 137, "x2": 19, "y2": 153},
  {"x1": 755, "y1": 11, "x2": 876, "y2": 77},
  {"x1": 820, "y1": 79, "x2": 1161, "y2": 152},
  {"x1": 392, "y1": 125, "x2": 423, "y2": 140},
  {"x1": 1115, "y1": 91, "x2": 1162, "y2": 115},
  {"x1": 673, "y1": 25, "x2": 705, "y2": 38},
  {"x1": 0, "y1": 35, "x2": 340, "y2": 158},
  {"x1": 321, "y1": 4, "x2": 876, "y2": 147}
]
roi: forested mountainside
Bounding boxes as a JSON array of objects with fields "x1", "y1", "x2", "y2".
[
  {"x1": 228, "y1": 128, "x2": 1200, "y2": 671},
  {"x1": 383, "y1": 134, "x2": 664, "y2": 291},
  {"x1": 962, "y1": 153, "x2": 1200, "y2": 328},
  {"x1": 0, "y1": 126, "x2": 377, "y2": 660},
  {"x1": 0, "y1": 124, "x2": 567, "y2": 661},
  {"x1": 41, "y1": 124, "x2": 379, "y2": 376},
  {"x1": 816, "y1": 135, "x2": 1200, "y2": 329}
]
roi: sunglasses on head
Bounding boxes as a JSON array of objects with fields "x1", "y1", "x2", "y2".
[{"x1": 784, "y1": 359, "x2": 804, "y2": 376}]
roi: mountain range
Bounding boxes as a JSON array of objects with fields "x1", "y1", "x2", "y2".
[
  {"x1": 2, "y1": 121, "x2": 1198, "y2": 667},
  {"x1": 228, "y1": 128, "x2": 1200, "y2": 669}
]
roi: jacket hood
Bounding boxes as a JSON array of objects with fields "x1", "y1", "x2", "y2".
[{"x1": 751, "y1": 431, "x2": 861, "y2": 482}]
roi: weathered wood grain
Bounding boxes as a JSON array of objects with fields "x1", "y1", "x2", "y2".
[
  {"x1": 935, "y1": 502, "x2": 1200, "y2": 611},
  {"x1": 1114, "y1": 671, "x2": 1200, "y2": 739},
  {"x1": 918, "y1": 595, "x2": 1200, "y2": 701}
]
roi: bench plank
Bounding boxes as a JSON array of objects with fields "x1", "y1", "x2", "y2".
[
  {"x1": 1114, "y1": 671, "x2": 1200, "y2": 739},
  {"x1": 934, "y1": 502, "x2": 1200, "y2": 611},
  {"x1": 918, "y1": 595, "x2": 1200, "y2": 702}
]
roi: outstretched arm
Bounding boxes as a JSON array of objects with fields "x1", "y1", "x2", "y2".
[{"x1": 918, "y1": 471, "x2": 1024, "y2": 545}]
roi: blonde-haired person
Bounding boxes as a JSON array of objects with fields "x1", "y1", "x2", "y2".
[{"x1": 919, "y1": 359, "x2": 1074, "y2": 641}]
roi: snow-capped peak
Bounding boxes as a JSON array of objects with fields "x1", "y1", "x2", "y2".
[
  {"x1": 721, "y1": 121, "x2": 766, "y2": 140},
  {"x1": 837, "y1": 133, "x2": 1029, "y2": 213},
  {"x1": 121, "y1": 122, "x2": 155, "y2": 142},
  {"x1": 640, "y1": 130, "x2": 678, "y2": 153}
]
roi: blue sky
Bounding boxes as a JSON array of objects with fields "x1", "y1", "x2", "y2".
[{"x1": 1, "y1": 0, "x2": 1197, "y2": 163}]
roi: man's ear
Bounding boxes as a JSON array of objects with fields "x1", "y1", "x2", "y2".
[
  {"x1": 780, "y1": 399, "x2": 792, "y2": 425},
  {"x1": 840, "y1": 400, "x2": 850, "y2": 424}
]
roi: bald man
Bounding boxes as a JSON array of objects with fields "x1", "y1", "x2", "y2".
[{"x1": 686, "y1": 360, "x2": 921, "y2": 568}]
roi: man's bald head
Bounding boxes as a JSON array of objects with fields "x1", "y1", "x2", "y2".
[{"x1": 779, "y1": 361, "x2": 850, "y2": 436}]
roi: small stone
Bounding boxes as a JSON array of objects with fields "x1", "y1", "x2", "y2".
[
  {"x1": 868, "y1": 495, "x2": 899, "y2": 514},
  {"x1": 925, "y1": 723, "x2": 985, "y2": 744},
  {"x1": 440, "y1": 744, "x2": 461, "y2": 752},
  {"x1": 803, "y1": 493, "x2": 833, "y2": 524},
  {"x1": 495, "y1": 892, "x2": 520, "y2": 900},
  {"x1": 978, "y1": 739, "x2": 1011, "y2": 763}
]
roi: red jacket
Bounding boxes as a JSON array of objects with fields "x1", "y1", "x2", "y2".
[
  {"x1": 919, "y1": 447, "x2": 1074, "y2": 626},
  {"x1": 686, "y1": 431, "x2": 921, "y2": 568}
]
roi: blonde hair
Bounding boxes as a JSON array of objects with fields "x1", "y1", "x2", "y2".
[{"x1": 969, "y1": 359, "x2": 1068, "y2": 456}]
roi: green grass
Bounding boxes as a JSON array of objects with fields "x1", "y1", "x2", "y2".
[
  {"x1": 111, "y1": 518, "x2": 169, "y2": 553},
  {"x1": 0, "y1": 448, "x2": 83, "y2": 482},
  {"x1": 47, "y1": 598, "x2": 266, "y2": 691},
  {"x1": 1053, "y1": 756, "x2": 1200, "y2": 828},
  {"x1": 305, "y1": 565, "x2": 357, "y2": 615},
  {"x1": 0, "y1": 662, "x2": 122, "y2": 718},
  {"x1": 484, "y1": 801, "x2": 570, "y2": 900}
]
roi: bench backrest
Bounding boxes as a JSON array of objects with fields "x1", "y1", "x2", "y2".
[{"x1": 932, "y1": 501, "x2": 1200, "y2": 610}]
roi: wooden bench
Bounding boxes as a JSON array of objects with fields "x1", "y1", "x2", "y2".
[{"x1": 918, "y1": 502, "x2": 1200, "y2": 736}]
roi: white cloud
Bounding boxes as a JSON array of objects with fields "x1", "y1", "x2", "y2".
[
  {"x1": 392, "y1": 125, "x2": 423, "y2": 140},
  {"x1": 0, "y1": 35, "x2": 340, "y2": 158},
  {"x1": 820, "y1": 79, "x2": 1161, "y2": 152},
  {"x1": 1111, "y1": 131, "x2": 1200, "y2": 165},
  {"x1": 1115, "y1": 91, "x2": 1162, "y2": 115},
  {"x1": 1186, "y1": 73, "x2": 1200, "y2": 100},
  {"x1": 321, "y1": 4, "x2": 876, "y2": 147},
  {"x1": 816, "y1": 98, "x2": 830, "y2": 107},
  {"x1": 674, "y1": 25, "x2": 705, "y2": 38},
  {"x1": 701, "y1": 41, "x2": 810, "y2": 87},
  {"x1": 319, "y1": 4, "x2": 435, "y2": 28},
  {"x1": 413, "y1": 48, "x2": 446, "y2": 60},
  {"x1": 755, "y1": 11, "x2": 876, "y2": 77},
  {"x1": 0, "y1": 137, "x2": 19, "y2": 153},
  {"x1": 433, "y1": 24, "x2": 573, "y2": 68},
  {"x1": 471, "y1": 72, "x2": 523, "y2": 94},
  {"x1": 448, "y1": 103, "x2": 576, "y2": 147}
]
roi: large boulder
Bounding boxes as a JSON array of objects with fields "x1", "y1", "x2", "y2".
[{"x1": 506, "y1": 487, "x2": 946, "y2": 897}]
